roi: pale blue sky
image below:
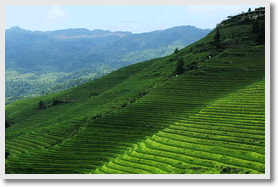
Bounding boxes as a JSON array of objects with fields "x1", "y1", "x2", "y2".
[{"x1": 5, "y1": 5, "x2": 264, "y2": 33}]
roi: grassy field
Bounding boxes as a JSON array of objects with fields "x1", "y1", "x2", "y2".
[{"x1": 5, "y1": 17, "x2": 265, "y2": 174}]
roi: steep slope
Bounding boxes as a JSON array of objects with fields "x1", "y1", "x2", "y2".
[
  {"x1": 94, "y1": 80, "x2": 265, "y2": 174},
  {"x1": 5, "y1": 16, "x2": 265, "y2": 174}
]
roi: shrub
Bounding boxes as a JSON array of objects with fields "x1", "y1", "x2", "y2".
[
  {"x1": 169, "y1": 58, "x2": 175, "y2": 62},
  {"x1": 174, "y1": 48, "x2": 179, "y2": 54},
  {"x1": 121, "y1": 103, "x2": 128, "y2": 108},
  {"x1": 88, "y1": 92, "x2": 99, "y2": 97},
  {"x1": 139, "y1": 91, "x2": 149, "y2": 97},
  {"x1": 91, "y1": 114, "x2": 102, "y2": 120},
  {"x1": 185, "y1": 61, "x2": 198, "y2": 71}
]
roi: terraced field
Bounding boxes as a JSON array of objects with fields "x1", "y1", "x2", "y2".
[
  {"x1": 5, "y1": 18, "x2": 265, "y2": 174},
  {"x1": 94, "y1": 80, "x2": 265, "y2": 174}
]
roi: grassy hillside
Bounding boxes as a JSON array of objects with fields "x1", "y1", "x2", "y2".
[
  {"x1": 94, "y1": 79, "x2": 265, "y2": 174},
  {"x1": 5, "y1": 17, "x2": 265, "y2": 174}
]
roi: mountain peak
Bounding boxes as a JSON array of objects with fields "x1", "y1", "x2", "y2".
[
  {"x1": 6, "y1": 26, "x2": 32, "y2": 35},
  {"x1": 9, "y1": 26, "x2": 22, "y2": 30}
]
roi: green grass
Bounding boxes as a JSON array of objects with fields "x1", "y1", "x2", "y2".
[{"x1": 5, "y1": 19, "x2": 265, "y2": 174}]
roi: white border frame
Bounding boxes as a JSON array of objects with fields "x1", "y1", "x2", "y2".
[{"x1": 2, "y1": 0, "x2": 271, "y2": 180}]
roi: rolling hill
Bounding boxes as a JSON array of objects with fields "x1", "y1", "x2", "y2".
[{"x1": 5, "y1": 14, "x2": 265, "y2": 174}]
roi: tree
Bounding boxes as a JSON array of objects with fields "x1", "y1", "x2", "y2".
[
  {"x1": 5, "y1": 149, "x2": 10, "y2": 159},
  {"x1": 185, "y1": 61, "x2": 198, "y2": 71},
  {"x1": 52, "y1": 98, "x2": 59, "y2": 106},
  {"x1": 5, "y1": 117, "x2": 11, "y2": 129},
  {"x1": 257, "y1": 22, "x2": 265, "y2": 45},
  {"x1": 252, "y1": 20, "x2": 265, "y2": 45},
  {"x1": 5, "y1": 113, "x2": 13, "y2": 129},
  {"x1": 214, "y1": 27, "x2": 221, "y2": 48},
  {"x1": 38, "y1": 100, "x2": 44, "y2": 109},
  {"x1": 175, "y1": 58, "x2": 185, "y2": 75},
  {"x1": 174, "y1": 48, "x2": 179, "y2": 54},
  {"x1": 248, "y1": 8, "x2": 251, "y2": 12},
  {"x1": 252, "y1": 19, "x2": 260, "y2": 34}
]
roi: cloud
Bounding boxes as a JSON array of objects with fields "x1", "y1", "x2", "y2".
[{"x1": 45, "y1": 5, "x2": 67, "y2": 18}]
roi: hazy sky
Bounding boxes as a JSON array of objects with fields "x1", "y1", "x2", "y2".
[{"x1": 5, "y1": 5, "x2": 264, "y2": 33}]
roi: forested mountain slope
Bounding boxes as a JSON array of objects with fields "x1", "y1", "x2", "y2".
[
  {"x1": 5, "y1": 15, "x2": 265, "y2": 174},
  {"x1": 5, "y1": 25, "x2": 210, "y2": 104}
]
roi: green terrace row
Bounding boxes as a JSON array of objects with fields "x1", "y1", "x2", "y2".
[
  {"x1": 6, "y1": 74, "x2": 264, "y2": 173},
  {"x1": 6, "y1": 91, "x2": 142, "y2": 138},
  {"x1": 15, "y1": 76, "x2": 262, "y2": 173},
  {"x1": 5, "y1": 58, "x2": 156, "y2": 123},
  {"x1": 6, "y1": 47, "x2": 263, "y2": 135},
  {"x1": 94, "y1": 79, "x2": 265, "y2": 174},
  {"x1": 6, "y1": 70, "x2": 169, "y2": 142},
  {"x1": 6, "y1": 122, "x2": 83, "y2": 156}
]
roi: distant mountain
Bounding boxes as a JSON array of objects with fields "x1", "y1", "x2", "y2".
[
  {"x1": 6, "y1": 27, "x2": 133, "y2": 40},
  {"x1": 81, "y1": 25, "x2": 211, "y2": 67},
  {"x1": 5, "y1": 25, "x2": 210, "y2": 72},
  {"x1": 108, "y1": 26, "x2": 211, "y2": 52},
  {"x1": 6, "y1": 26, "x2": 33, "y2": 35},
  {"x1": 43, "y1": 29, "x2": 132, "y2": 39},
  {"x1": 5, "y1": 25, "x2": 211, "y2": 103}
]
